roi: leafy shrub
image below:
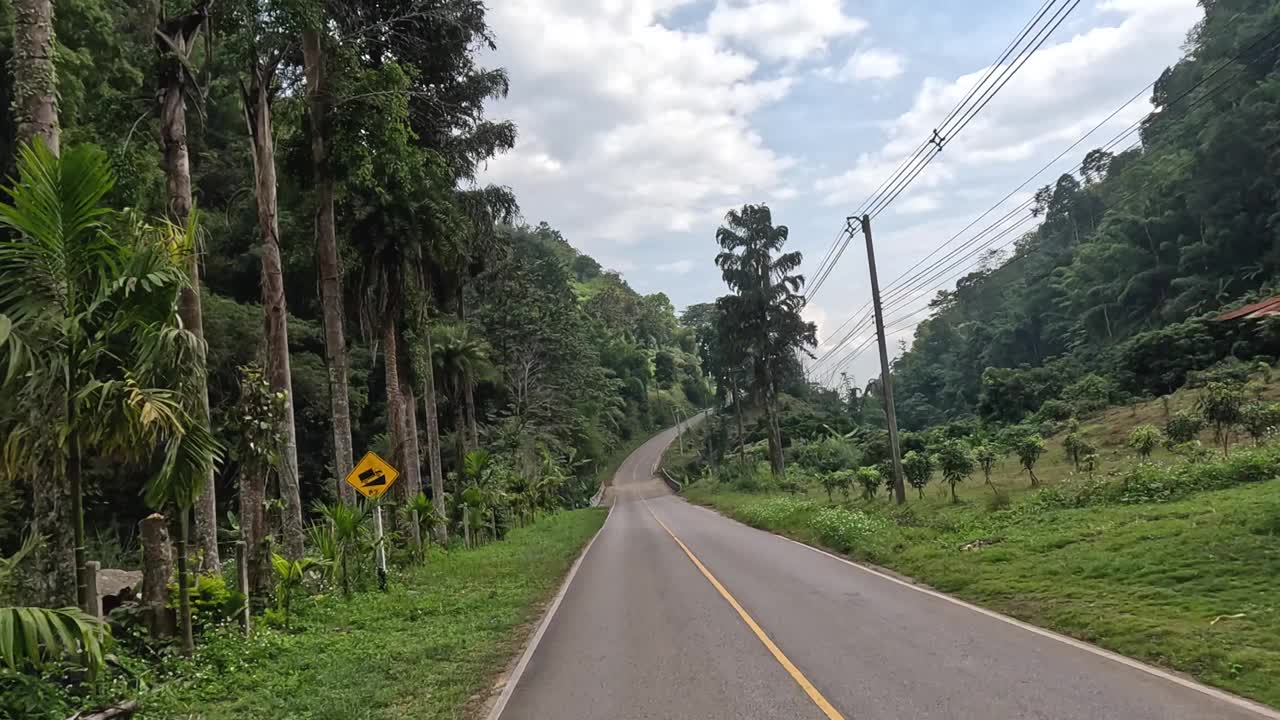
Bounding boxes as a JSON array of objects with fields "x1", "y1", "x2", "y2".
[
  {"x1": 1, "y1": 667, "x2": 70, "y2": 718},
  {"x1": 1033, "y1": 445, "x2": 1280, "y2": 509},
  {"x1": 1062, "y1": 430, "x2": 1094, "y2": 470},
  {"x1": 973, "y1": 443, "x2": 999, "y2": 489},
  {"x1": 168, "y1": 573, "x2": 245, "y2": 632},
  {"x1": 0, "y1": 608, "x2": 107, "y2": 676},
  {"x1": 271, "y1": 555, "x2": 326, "y2": 630},
  {"x1": 1035, "y1": 398, "x2": 1073, "y2": 422},
  {"x1": 791, "y1": 436, "x2": 861, "y2": 474},
  {"x1": 820, "y1": 473, "x2": 841, "y2": 501},
  {"x1": 810, "y1": 507, "x2": 888, "y2": 554},
  {"x1": 1015, "y1": 435, "x2": 1045, "y2": 486},
  {"x1": 1199, "y1": 381, "x2": 1245, "y2": 456},
  {"x1": 738, "y1": 497, "x2": 818, "y2": 528},
  {"x1": 985, "y1": 491, "x2": 1011, "y2": 511},
  {"x1": 855, "y1": 466, "x2": 882, "y2": 500},
  {"x1": 720, "y1": 462, "x2": 773, "y2": 492},
  {"x1": 1186, "y1": 357, "x2": 1252, "y2": 389},
  {"x1": 1165, "y1": 409, "x2": 1204, "y2": 445},
  {"x1": 901, "y1": 451, "x2": 933, "y2": 499},
  {"x1": 1063, "y1": 373, "x2": 1115, "y2": 414},
  {"x1": 1171, "y1": 440, "x2": 1214, "y2": 464},
  {"x1": 937, "y1": 441, "x2": 974, "y2": 503},
  {"x1": 1127, "y1": 425, "x2": 1164, "y2": 458},
  {"x1": 1240, "y1": 401, "x2": 1280, "y2": 445}
]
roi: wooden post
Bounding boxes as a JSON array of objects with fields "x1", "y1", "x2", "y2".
[
  {"x1": 860, "y1": 215, "x2": 907, "y2": 505},
  {"x1": 463, "y1": 507, "x2": 471, "y2": 549},
  {"x1": 140, "y1": 514, "x2": 174, "y2": 638},
  {"x1": 84, "y1": 561, "x2": 101, "y2": 618},
  {"x1": 235, "y1": 541, "x2": 251, "y2": 636}
]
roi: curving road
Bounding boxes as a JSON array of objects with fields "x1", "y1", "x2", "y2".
[{"x1": 495, "y1": 421, "x2": 1277, "y2": 720}]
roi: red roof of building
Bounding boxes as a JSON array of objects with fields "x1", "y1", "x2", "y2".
[{"x1": 1212, "y1": 295, "x2": 1280, "y2": 321}]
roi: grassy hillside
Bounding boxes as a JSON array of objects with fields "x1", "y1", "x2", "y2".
[{"x1": 680, "y1": 383, "x2": 1280, "y2": 707}]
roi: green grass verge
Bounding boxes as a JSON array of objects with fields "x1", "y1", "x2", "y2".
[
  {"x1": 140, "y1": 508, "x2": 607, "y2": 720},
  {"x1": 685, "y1": 477, "x2": 1280, "y2": 708}
]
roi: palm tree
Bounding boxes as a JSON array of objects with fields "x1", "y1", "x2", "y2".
[
  {"x1": 714, "y1": 204, "x2": 816, "y2": 477},
  {"x1": 301, "y1": 22, "x2": 356, "y2": 505},
  {"x1": 311, "y1": 500, "x2": 373, "y2": 594},
  {"x1": 0, "y1": 143, "x2": 220, "y2": 628},
  {"x1": 1, "y1": 531, "x2": 107, "y2": 676},
  {"x1": 431, "y1": 323, "x2": 494, "y2": 471},
  {"x1": 155, "y1": 0, "x2": 219, "y2": 574},
  {"x1": 240, "y1": 33, "x2": 306, "y2": 561},
  {"x1": 405, "y1": 309, "x2": 448, "y2": 545},
  {"x1": 441, "y1": 187, "x2": 517, "y2": 446},
  {"x1": 349, "y1": 145, "x2": 459, "y2": 549}
]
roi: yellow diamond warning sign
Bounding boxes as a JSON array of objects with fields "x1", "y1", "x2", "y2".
[{"x1": 345, "y1": 451, "x2": 399, "y2": 499}]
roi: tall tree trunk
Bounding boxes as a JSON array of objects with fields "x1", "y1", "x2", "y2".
[
  {"x1": 463, "y1": 370, "x2": 479, "y2": 450},
  {"x1": 175, "y1": 509, "x2": 194, "y2": 656},
  {"x1": 11, "y1": 0, "x2": 60, "y2": 154},
  {"x1": 243, "y1": 62, "x2": 304, "y2": 561},
  {"x1": 400, "y1": 380, "x2": 423, "y2": 548},
  {"x1": 67, "y1": 431, "x2": 89, "y2": 612},
  {"x1": 453, "y1": 373, "x2": 467, "y2": 474},
  {"x1": 302, "y1": 28, "x2": 355, "y2": 504},
  {"x1": 456, "y1": 285, "x2": 479, "y2": 449},
  {"x1": 421, "y1": 332, "x2": 448, "y2": 544},
  {"x1": 762, "y1": 365, "x2": 784, "y2": 478},
  {"x1": 731, "y1": 374, "x2": 746, "y2": 466},
  {"x1": 158, "y1": 4, "x2": 219, "y2": 573},
  {"x1": 382, "y1": 318, "x2": 407, "y2": 528},
  {"x1": 239, "y1": 466, "x2": 270, "y2": 605},
  {"x1": 11, "y1": 0, "x2": 73, "y2": 609}
]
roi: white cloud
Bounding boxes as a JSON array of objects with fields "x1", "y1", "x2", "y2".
[
  {"x1": 814, "y1": 151, "x2": 955, "y2": 206},
  {"x1": 802, "y1": 302, "x2": 830, "y2": 348},
  {"x1": 657, "y1": 259, "x2": 696, "y2": 274},
  {"x1": 893, "y1": 193, "x2": 941, "y2": 215},
  {"x1": 708, "y1": 0, "x2": 867, "y2": 62},
  {"x1": 839, "y1": 48, "x2": 905, "y2": 81},
  {"x1": 813, "y1": 0, "x2": 1200, "y2": 207},
  {"x1": 481, "y1": 1, "x2": 795, "y2": 250}
]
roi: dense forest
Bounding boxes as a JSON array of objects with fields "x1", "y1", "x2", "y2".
[
  {"x1": 887, "y1": 0, "x2": 1280, "y2": 430},
  {"x1": 0, "y1": 0, "x2": 706, "y2": 680}
]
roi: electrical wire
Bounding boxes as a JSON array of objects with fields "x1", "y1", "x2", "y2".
[
  {"x1": 864, "y1": 0, "x2": 1084, "y2": 221},
  {"x1": 808, "y1": 9, "x2": 1278, "y2": 385},
  {"x1": 804, "y1": 0, "x2": 1078, "y2": 303}
]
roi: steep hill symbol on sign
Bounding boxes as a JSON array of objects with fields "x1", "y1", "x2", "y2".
[{"x1": 344, "y1": 451, "x2": 399, "y2": 499}]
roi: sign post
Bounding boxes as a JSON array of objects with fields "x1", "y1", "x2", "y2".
[{"x1": 344, "y1": 451, "x2": 400, "y2": 590}]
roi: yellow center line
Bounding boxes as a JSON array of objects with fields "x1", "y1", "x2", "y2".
[{"x1": 643, "y1": 500, "x2": 846, "y2": 720}]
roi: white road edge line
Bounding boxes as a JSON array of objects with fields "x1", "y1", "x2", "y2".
[
  {"x1": 487, "y1": 500, "x2": 616, "y2": 720},
  {"x1": 759, "y1": 525, "x2": 1280, "y2": 719}
]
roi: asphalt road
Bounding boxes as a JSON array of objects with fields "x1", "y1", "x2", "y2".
[{"x1": 498, "y1": 422, "x2": 1276, "y2": 720}]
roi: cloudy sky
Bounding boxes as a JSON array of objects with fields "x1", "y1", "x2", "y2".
[{"x1": 479, "y1": 0, "x2": 1204, "y2": 384}]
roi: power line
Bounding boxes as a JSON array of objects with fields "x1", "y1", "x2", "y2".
[
  {"x1": 877, "y1": 22, "x2": 1280, "y2": 310},
  {"x1": 863, "y1": 0, "x2": 1084, "y2": 221},
  {"x1": 863, "y1": 0, "x2": 1072, "y2": 219},
  {"x1": 804, "y1": 225, "x2": 855, "y2": 302},
  {"x1": 811, "y1": 300, "x2": 876, "y2": 367},
  {"x1": 804, "y1": 0, "x2": 1079, "y2": 303},
  {"x1": 803, "y1": 224, "x2": 853, "y2": 301},
  {"x1": 877, "y1": 82, "x2": 1153, "y2": 306},
  {"x1": 810, "y1": 2, "x2": 1275, "y2": 386}
]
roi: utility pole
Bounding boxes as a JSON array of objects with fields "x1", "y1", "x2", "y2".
[
  {"x1": 672, "y1": 408, "x2": 686, "y2": 455},
  {"x1": 857, "y1": 214, "x2": 907, "y2": 504}
]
